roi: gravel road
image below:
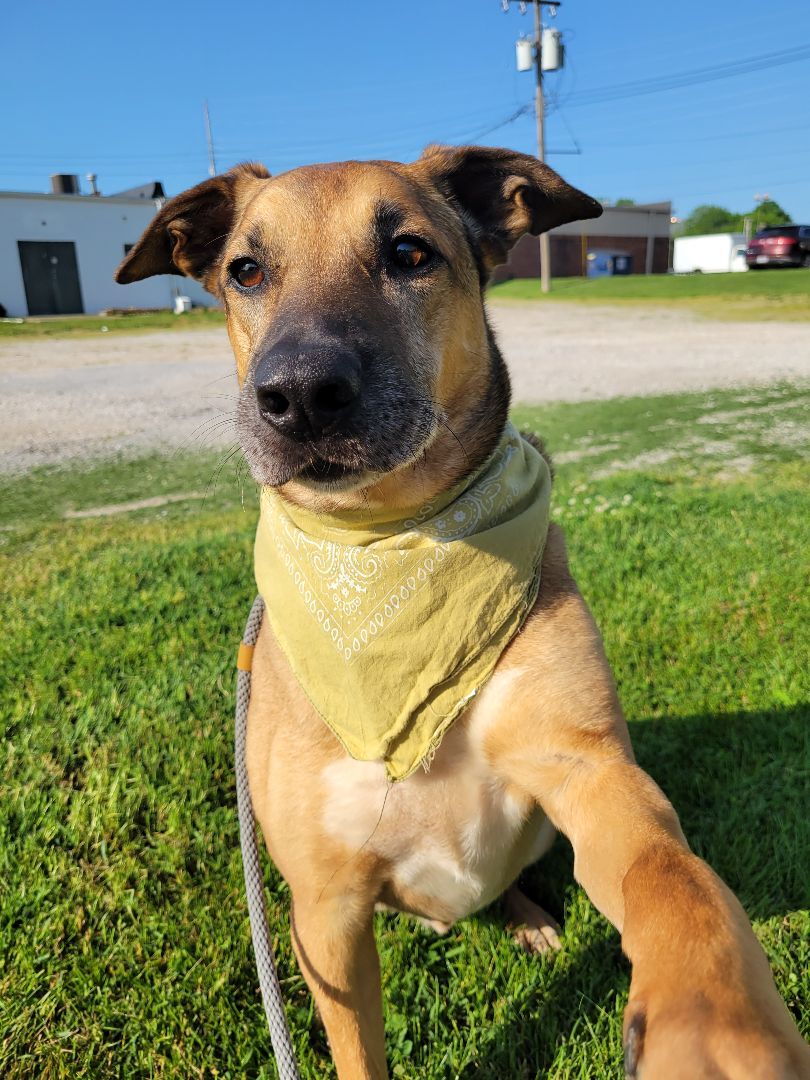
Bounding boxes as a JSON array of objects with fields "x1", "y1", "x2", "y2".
[{"x1": 1, "y1": 303, "x2": 808, "y2": 471}]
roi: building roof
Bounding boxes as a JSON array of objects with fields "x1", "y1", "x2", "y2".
[
  {"x1": 553, "y1": 200, "x2": 672, "y2": 238},
  {"x1": 0, "y1": 188, "x2": 165, "y2": 206},
  {"x1": 109, "y1": 181, "x2": 166, "y2": 199},
  {"x1": 606, "y1": 201, "x2": 671, "y2": 213}
]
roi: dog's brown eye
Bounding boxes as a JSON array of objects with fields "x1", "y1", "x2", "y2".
[
  {"x1": 230, "y1": 258, "x2": 265, "y2": 289},
  {"x1": 392, "y1": 237, "x2": 433, "y2": 270}
]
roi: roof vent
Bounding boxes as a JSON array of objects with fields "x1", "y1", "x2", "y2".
[{"x1": 50, "y1": 174, "x2": 80, "y2": 195}]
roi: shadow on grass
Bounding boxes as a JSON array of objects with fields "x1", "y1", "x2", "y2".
[
  {"x1": 388, "y1": 704, "x2": 809, "y2": 1079},
  {"x1": 630, "y1": 704, "x2": 809, "y2": 919}
]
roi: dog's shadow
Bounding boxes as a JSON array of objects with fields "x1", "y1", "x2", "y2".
[{"x1": 390, "y1": 704, "x2": 808, "y2": 1079}]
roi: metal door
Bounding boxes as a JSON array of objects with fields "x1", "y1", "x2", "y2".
[{"x1": 17, "y1": 241, "x2": 84, "y2": 315}]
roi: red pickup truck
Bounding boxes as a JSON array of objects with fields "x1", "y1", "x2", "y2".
[{"x1": 746, "y1": 225, "x2": 810, "y2": 268}]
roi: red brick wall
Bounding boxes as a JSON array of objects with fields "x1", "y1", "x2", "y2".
[
  {"x1": 491, "y1": 232, "x2": 671, "y2": 282},
  {"x1": 653, "y1": 236, "x2": 671, "y2": 273}
]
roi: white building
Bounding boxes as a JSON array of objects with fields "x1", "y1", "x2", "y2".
[{"x1": 0, "y1": 178, "x2": 214, "y2": 317}]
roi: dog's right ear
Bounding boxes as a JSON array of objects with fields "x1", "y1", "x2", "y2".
[{"x1": 115, "y1": 162, "x2": 270, "y2": 291}]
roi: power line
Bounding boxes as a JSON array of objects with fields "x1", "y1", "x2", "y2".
[
  {"x1": 667, "y1": 175, "x2": 810, "y2": 202},
  {"x1": 2, "y1": 42, "x2": 808, "y2": 186},
  {"x1": 560, "y1": 43, "x2": 810, "y2": 108},
  {"x1": 552, "y1": 116, "x2": 810, "y2": 150},
  {"x1": 3, "y1": 109, "x2": 809, "y2": 180},
  {"x1": 467, "y1": 104, "x2": 533, "y2": 141}
]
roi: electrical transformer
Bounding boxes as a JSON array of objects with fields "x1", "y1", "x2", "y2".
[
  {"x1": 541, "y1": 27, "x2": 564, "y2": 71},
  {"x1": 515, "y1": 37, "x2": 534, "y2": 72}
]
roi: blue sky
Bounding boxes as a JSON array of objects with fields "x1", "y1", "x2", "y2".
[{"x1": 4, "y1": 0, "x2": 810, "y2": 220}]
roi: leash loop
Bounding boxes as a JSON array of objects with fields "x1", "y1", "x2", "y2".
[{"x1": 235, "y1": 595, "x2": 301, "y2": 1079}]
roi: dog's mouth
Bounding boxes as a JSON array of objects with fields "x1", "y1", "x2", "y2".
[
  {"x1": 237, "y1": 376, "x2": 442, "y2": 494},
  {"x1": 298, "y1": 458, "x2": 363, "y2": 484}
]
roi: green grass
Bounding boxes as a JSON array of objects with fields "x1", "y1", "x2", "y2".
[
  {"x1": 4, "y1": 270, "x2": 808, "y2": 340},
  {"x1": 490, "y1": 269, "x2": 810, "y2": 321},
  {"x1": 0, "y1": 307, "x2": 226, "y2": 338},
  {"x1": 2, "y1": 385, "x2": 809, "y2": 1078}
]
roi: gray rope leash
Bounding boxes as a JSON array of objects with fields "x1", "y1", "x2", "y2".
[{"x1": 235, "y1": 594, "x2": 301, "y2": 1079}]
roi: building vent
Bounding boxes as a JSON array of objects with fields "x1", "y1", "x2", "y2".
[{"x1": 50, "y1": 174, "x2": 80, "y2": 195}]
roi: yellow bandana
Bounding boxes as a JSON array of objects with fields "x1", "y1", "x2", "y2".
[{"x1": 254, "y1": 423, "x2": 551, "y2": 781}]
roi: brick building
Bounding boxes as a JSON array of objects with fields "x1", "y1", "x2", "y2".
[{"x1": 492, "y1": 201, "x2": 672, "y2": 282}]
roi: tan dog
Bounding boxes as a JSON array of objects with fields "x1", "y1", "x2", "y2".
[{"x1": 117, "y1": 146, "x2": 809, "y2": 1079}]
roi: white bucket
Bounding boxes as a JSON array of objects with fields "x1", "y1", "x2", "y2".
[{"x1": 174, "y1": 295, "x2": 192, "y2": 315}]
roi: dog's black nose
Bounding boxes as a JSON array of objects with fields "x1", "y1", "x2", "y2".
[{"x1": 254, "y1": 345, "x2": 361, "y2": 441}]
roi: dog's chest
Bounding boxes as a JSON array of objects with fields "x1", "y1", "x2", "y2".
[{"x1": 320, "y1": 670, "x2": 553, "y2": 925}]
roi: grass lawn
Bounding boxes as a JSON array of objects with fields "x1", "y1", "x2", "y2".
[
  {"x1": 0, "y1": 307, "x2": 226, "y2": 339},
  {"x1": 3, "y1": 270, "x2": 808, "y2": 341},
  {"x1": 491, "y1": 268, "x2": 810, "y2": 321},
  {"x1": 2, "y1": 384, "x2": 808, "y2": 1078}
]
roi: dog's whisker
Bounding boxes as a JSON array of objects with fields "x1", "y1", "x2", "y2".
[
  {"x1": 181, "y1": 416, "x2": 239, "y2": 441},
  {"x1": 203, "y1": 444, "x2": 243, "y2": 504},
  {"x1": 235, "y1": 454, "x2": 258, "y2": 511},
  {"x1": 173, "y1": 415, "x2": 238, "y2": 453},
  {"x1": 437, "y1": 416, "x2": 470, "y2": 465},
  {"x1": 201, "y1": 373, "x2": 240, "y2": 388},
  {"x1": 360, "y1": 488, "x2": 376, "y2": 528}
]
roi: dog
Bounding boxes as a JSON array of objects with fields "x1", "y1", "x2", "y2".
[{"x1": 116, "y1": 145, "x2": 810, "y2": 1079}]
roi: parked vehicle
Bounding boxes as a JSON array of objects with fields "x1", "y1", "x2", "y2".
[
  {"x1": 746, "y1": 225, "x2": 810, "y2": 268},
  {"x1": 673, "y1": 233, "x2": 748, "y2": 274}
]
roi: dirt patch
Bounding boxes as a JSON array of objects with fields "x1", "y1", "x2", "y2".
[
  {"x1": 63, "y1": 492, "x2": 206, "y2": 518},
  {"x1": 1, "y1": 303, "x2": 808, "y2": 472}
]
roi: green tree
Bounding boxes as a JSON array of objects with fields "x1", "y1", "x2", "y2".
[
  {"x1": 680, "y1": 198, "x2": 794, "y2": 237},
  {"x1": 614, "y1": 198, "x2": 636, "y2": 207},
  {"x1": 750, "y1": 198, "x2": 791, "y2": 230},
  {"x1": 681, "y1": 204, "x2": 741, "y2": 236}
]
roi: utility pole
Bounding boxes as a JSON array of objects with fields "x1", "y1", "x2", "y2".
[
  {"x1": 203, "y1": 100, "x2": 217, "y2": 177},
  {"x1": 507, "y1": 0, "x2": 563, "y2": 293},
  {"x1": 533, "y1": 1, "x2": 551, "y2": 293}
]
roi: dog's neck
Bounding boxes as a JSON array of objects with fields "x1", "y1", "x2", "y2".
[{"x1": 254, "y1": 418, "x2": 552, "y2": 780}]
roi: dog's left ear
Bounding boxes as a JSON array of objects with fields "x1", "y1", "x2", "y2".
[
  {"x1": 416, "y1": 144, "x2": 602, "y2": 269},
  {"x1": 115, "y1": 162, "x2": 270, "y2": 291}
]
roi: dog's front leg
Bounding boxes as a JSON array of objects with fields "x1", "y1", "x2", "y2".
[
  {"x1": 290, "y1": 893, "x2": 388, "y2": 1080},
  {"x1": 482, "y1": 523, "x2": 809, "y2": 1076},
  {"x1": 489, "y1": 710, "x2": 809, "y2": 1078}
]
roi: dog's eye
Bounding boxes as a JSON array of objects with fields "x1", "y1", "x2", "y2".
[
  {"x1": 229, "y1": 258, "x2": 265, "y2": 289},
  {"x1": 392, "y1": 237, "x2": 433, "y2": 271}
]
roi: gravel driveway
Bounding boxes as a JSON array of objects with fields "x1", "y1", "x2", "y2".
[{"x1": 1, "y1": 303, "x2": 808, "y2": 471}]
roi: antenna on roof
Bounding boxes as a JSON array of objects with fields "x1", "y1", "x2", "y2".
[{"x1": 203, "y1": 100, "x2": 217, "y2": 178}]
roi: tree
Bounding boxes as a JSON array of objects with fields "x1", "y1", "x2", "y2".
[
  {"x1": 681, "y1": 204, "x2": 741, "y2": 236},
  {"x1": 614, "y1": 198, "x2": 636, "y2": 207},
  {"x1": 680, "y1": 198, "x2": 794, "y2": 237},
  {"x1": 751, "y1": 198, "x2": 791, "y2": 230}
]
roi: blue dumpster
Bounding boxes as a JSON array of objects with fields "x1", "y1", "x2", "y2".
[{"x1": 586, "y1": 250, "x2": 633, "y2": 278}]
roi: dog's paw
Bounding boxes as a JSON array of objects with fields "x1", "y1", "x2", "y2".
[
  {"x1": 622, "y1": 996, "x2": 810, "y2": 1080},
  {"x1": 504, "y1": 885, "x2": 562, "y2": 955}
]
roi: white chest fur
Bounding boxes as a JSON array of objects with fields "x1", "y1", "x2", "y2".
[{"x1": 320, "y1": 670, "x2": 554, "y2": 925}]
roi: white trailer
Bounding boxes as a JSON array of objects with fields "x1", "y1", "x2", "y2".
[{"x1": 673, "y1": 233, "x2": 748, "y2": 274}]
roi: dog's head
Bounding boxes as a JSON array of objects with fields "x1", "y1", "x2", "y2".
[{"x1": 116, "y1": 146, "x2": 601, "y2": 511}]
